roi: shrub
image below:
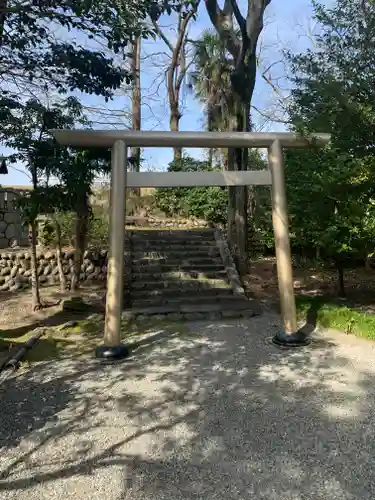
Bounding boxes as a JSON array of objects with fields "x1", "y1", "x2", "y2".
[
  {"x1": 88, "y1": 212, "x2": 109, "y2": 248},
  {"x1": 38, "y1": 210, "x2": 110, "y2": 249},
  {"x1": 154, "y1": 156, "x2": 228, "y2": 224}
]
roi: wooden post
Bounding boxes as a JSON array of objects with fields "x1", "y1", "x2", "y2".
[
  {"x1": 268, "y1": 140, "x2": 308, "y2": 346},
  {"x1": 96, "y1": 140, "x2": 129, "y2": 360}
]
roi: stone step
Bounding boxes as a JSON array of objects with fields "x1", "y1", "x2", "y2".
[
  {"x1": 132, "y1": 256, "x2": 223, "y2": 267},
  {"x1": 131, "y1": 231, "x2": 215, "y2": 241},
  {"x1": 132, "y1": 250, "x2": 221, "y2": 260},
  {"x1": 130, "y1": 228, "x2": 215, "y2": 234},
  {"x1": 131, "y1": 269, "x2": 228, "y2": 282},
  {"x1": 132, "y1": 293, "x2": 246, "y2": 307},
  {"x1": 126, "y1": 298, "x2": 260, "y2": 320},
  {"x1": 132, "y1": 240, "x2": 218, "y2": 248},
  {"x1": 132, "y1": 286, "x2": 233, "y2": 300},
  {"x1": 132, "y1": 262, "x2": 225, "y2": 273},
  {"x1": 130, "y1": 309, "x2": 254, "y2": 321},
  {"x1": 131, "y1": 278, "x2": 231, "y2": 291},
  {"x1": 131, "y1": 242, "x2": 218, "y2": 251}
]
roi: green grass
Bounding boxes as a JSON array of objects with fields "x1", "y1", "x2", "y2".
[{"x1": 296, "y1": 296, "x2": 375, "y2": 340}]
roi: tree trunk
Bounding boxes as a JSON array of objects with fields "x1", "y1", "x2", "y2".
[
  {"x1": 208, "y1": 148, "x2": 213, "y2": 168},
  {"x1": 363, "y1": 248, "x2": 371, "y2": 270},
  {"x1": 29, "y1": 220, "x2": 42, "y2": 310},
  {"x1": 227, "y1": 98, "x2": 250, "y2": 276},
  {"x1": 204, "y1": 0, "x2": 269, "y2": 275},
  {"x1": 0, "y1": 0, "x2": 6, "y2": 45},
  {"x1": 130, "y1": 36, "x2": 141, "y2": 198},
  {"x1": 28, "y1": 159, "x2": 42, "y2": 310},
  {"x1": 170, "y1": 106, "x2": 182, "y2": 163},
  {"x1": 71, "y1": 196, "x2": 89, "y2": 292},
  {"x1": 54, "y1": 217, "x2": 67, "y2": 292},
  {"x1": 365, "y1": 255, "x2": 371, "y2": 270}
]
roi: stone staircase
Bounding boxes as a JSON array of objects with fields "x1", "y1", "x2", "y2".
[{"x1": 126, "y1": 229, "x2": 260, "y2": 321}]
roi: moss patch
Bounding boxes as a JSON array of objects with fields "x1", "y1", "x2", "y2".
[
  {"x1": 0, "y1": 314, "x2": 188, "y2": 364},
  {"x1": 296, "y1": 296, "x2": 375, "y2": 340}
]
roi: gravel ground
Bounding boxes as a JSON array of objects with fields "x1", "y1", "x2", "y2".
[{"x1": 1, "y1": 313, "x2": 375, "y2": 500}]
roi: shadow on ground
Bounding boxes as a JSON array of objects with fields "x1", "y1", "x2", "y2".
[{"x1": 0, "y1": 315, "x2": 374, "y2": 499}]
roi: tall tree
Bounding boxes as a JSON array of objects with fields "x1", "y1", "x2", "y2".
[
  {"x1": 285, "y1": 0, "x2": 375, "y2": 295},
  {"x1": 4, "y1": 97, "x2": 111, "y2": 306},
  {"x1": 190, "y1": 30, "x2": 234, "y2": 166},
  {"x1": 129, "y1": 36, "x2": 142, "y2": 199},
  {"x1": 288, "y1": 0, "x2": 375, "y2": 157},
  {"x1": 204, "y1": 0, "x2": 271, "y2": 275},
  {"x1": 151, "y1": 1, "x2": 200, "y2": 162},
  {"x1": 57, "y1": 148, "x2": 111, "y2": 291},
  {"x1": 0, "y1": 0, "x2": 6, "y2": 44},
  {"x1": 130, "y1": 36, "x2": 142, "y2": 174},
  {"x1": 4, "y1": 97, "x2": 85, "y2": 309}
]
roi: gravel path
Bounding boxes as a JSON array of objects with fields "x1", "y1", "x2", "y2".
[{"x1": 1, "y1": 313, "x2": 375, "y2": 500}]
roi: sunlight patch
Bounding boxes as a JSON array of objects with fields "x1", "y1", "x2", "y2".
[{"x1": 323, "y1": 402, "x2": 361, "y2": 419}]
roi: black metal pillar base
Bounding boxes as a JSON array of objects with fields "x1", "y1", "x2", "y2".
[
  {"x1": 272, "y1": 330, "x2": 311, "y2": 349},
  {"x1": 95, "y1": 343, "x2": 130, "y2": 361}
]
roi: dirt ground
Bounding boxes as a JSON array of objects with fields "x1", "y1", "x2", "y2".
[
  {"x1": 1, "y1": 257, "x2": 375, "y2": 366},
  {"x1": 2, "y1": 258, "x2": 375, "y2": 336},
  {"x1": 0, "y1": 284, "x2": 105, "y2": 331},
  {"x1": 246, "y1": 257, "x2": 375, "y2": 313}
]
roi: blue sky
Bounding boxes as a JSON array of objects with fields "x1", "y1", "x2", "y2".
[{"x1": 1, "y1": 0, "x2": 330, "y2": 186}]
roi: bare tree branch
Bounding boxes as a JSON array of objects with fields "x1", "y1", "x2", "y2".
[
  {"x1": 251, "y1": 104, "x2": 290, "y2": 125},
  {"x1": 151, "y1": 18, "x2": 174, "y2": 52},
  {"x1": 246, "y1": 0, "x2": 271, "y2": 54},
  {"x1": 149, "y1": 3, "x2": 200, "y2": 161}
]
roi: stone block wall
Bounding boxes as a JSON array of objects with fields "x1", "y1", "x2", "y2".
[
  {"x1": 0, "y1": 246, "x2": 130, "y2": 293},
  {"x1": 0, "y1": 189, "x2": 29, "y2": 249}
]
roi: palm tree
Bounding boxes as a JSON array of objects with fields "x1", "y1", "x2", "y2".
[{"x1": 189, "y1": 30, "x2": 234, "y2": 167}]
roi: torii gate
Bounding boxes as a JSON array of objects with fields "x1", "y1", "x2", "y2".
[{"x1": 52, "y1": 130, "x2": 330, "y2": 358}]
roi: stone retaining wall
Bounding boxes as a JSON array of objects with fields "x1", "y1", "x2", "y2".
[
  {"x1": 0, "y1": 247, "x2": 131, "y2": 293},
  {"x1": 0, "y1": 189, "x2": 29, "y2": 249},
  {"x1": 214, "y1": 230, "x2": 246, "y2": 297}
]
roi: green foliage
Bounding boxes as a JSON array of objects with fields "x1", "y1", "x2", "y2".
[
  {"x1": 126, "y1": 195, "x2": 155, "y2": 216},
  {"x1": 288, "y1": 0, "x2": 375, "y2": 157},
  {"x1": 42, "y1": 211, "x2": 76, "y2": 248},
  {"x1": 3, "y1": 96, "x2": 111, "y2": 216},
  {"x1": 190, "y1": 30, "x2": 234, "y2": 132},
  {"x1": 16, "y1": 185, "x2": 71, "y2": 224},
  {"x1": 251, "y1": 186, "x2": 273, "y2": 252},
  {"x1": 88, "y1": 213, "x2": 110, "y2": 248},
  {"x1": 155, "y1": 156, "x2": 228, "y2": 224},
  {"x1": 154, "y1": 152, "x2": 272, "y2": 233},
  {"x1": 1, "y1": 96, "x2": 89, "y2": 177},
  {"x1": 57, "y1": 212, "x2": 75, "y2": 248},
  {"x1": 283, "y1": 147, "x2": 375, "y2": 258},
  {"x1": 38, "y1": 210, "x2": 110, "y2": 249},
  {"x1": 278, "y1": 0, "x2": 375, "y2": 264},
  {"x1": 0, "y1": 0, "x2": 159, "y2": 103}
]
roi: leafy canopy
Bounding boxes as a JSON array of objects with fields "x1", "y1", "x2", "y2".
[
  {"x1": 1, "y1": 0, "x2": 160, "y2": 99},
  {"x1": 283, "y1": 0, "x2": 375, "y2": 259},
  {"x1": 288, "y1": 0, "x2": 375, "y2": 156},
  {"x1": 5, "y1": 96, "x2": 111, "y2": 222}
]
